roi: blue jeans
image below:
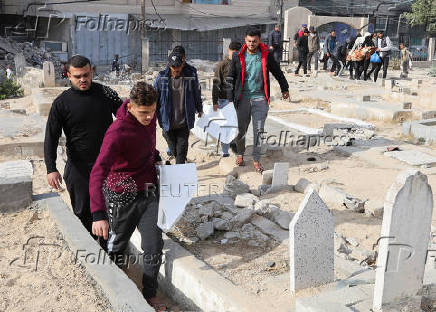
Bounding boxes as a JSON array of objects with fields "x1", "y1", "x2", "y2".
[{"x1": 218, "y1": 99, "x2": 230, "y2": 155}]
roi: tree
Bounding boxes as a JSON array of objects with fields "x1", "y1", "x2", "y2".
[{"x1": 404, "y1": 0, "x2": 436, "y2": 35}]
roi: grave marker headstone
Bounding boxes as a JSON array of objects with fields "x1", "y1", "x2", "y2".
[
  {"x1": 271, "y1": 162, "x2": 289, "y2": 187},
  {"x1": 373, "y1": 170, "x2": 433, "y2": 311},
  {"x1": 43, "y1": 61, "x2": 55, "y2": 87},
  {"x1": 289, "y1": 190, "x2": 334, "y2": 292},
  {"x1": 14, "y1": 53, "x2": 26, "y2": 77}
]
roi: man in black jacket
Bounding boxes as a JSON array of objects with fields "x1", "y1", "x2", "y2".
[
  {"x1": 295, "y1": 29, "x2": 309, "y2": 75},
  {"x1": 44, "y1": 55, "x2": 122, "y2": 240},
  {"x1": 268, "y1": 25, "x2": 283, "y2": 64},
  {"x1": 226, "y1": 27, "x2": 289, "y2": 173}
]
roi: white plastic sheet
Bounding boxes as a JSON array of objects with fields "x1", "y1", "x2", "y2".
[
  {"x1": 194, "y1": 103, "x2": 238, "y2": 144},
  {"x1": 157, "y1": 163, "x2": 197, "y2": 231}
]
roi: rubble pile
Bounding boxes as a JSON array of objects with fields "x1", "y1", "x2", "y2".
[
  {"x1": 170, "y1": 175, "x2": 293, "y2": 247},
  {"x1": 0, "y1": 36, "x2": 62, "y2": 75}
]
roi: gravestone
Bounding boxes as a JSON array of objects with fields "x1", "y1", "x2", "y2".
[
  {"x1": 373, "y1": 170, "x2": 433, "y2": 311},
  {"x1": 289, "y1": 190, "x2": 334, "y2": 292},
  {"x1": 0, "y1": 160, "x2": 33, "y2": 213},
  {"x1": 363, "y1": 95, "x2": 371, "y2": 102},
  {"x1": 403, "y1": 102, "x2": 412, "y2": 110},
  {"x1": 271, "y1": 162, "x2": 289, "y2": 187},
  {"x1": 43, "y1": 61, "x2": 55, "y2": 87},
  {"x1": 14, "y1": 53, "x2": 26, "y2": 77}
]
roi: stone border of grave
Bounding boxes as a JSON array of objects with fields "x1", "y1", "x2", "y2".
[
  {"x1": 41, "y1": 194, "x2": 154, "y2": 312},
  {"x1": 403, "y1": 118, "x2": 436, "y2": 144},
  {"x1": 127, "y1": 230, "x2": 265, "y2": 312}
]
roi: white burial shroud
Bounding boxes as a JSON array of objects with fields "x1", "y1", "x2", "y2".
[
  {"x1": 157, "y1": 163, "x2": 198, "y2": 231},
  {"x1": 193, "y1": 103, "x2": 238, "y2": 144}
]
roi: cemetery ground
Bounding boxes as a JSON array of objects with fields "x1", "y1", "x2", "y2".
[{"x1": 1, "y1": 63, "x2": 436, "y2": 311}]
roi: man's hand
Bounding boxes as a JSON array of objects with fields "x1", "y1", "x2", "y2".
[
  {"x1": 327, "y1": 53, "x2": 330, "y2": 57},
  {"x1": 198, "y1": 112, "x2": 204, "y2": 118},
  {"x1": 213, "y1": 104, "x2": 218, "y2": 112},
  {"x1": 269, "y1": 46, "x2": 274, "y2": 50},
  {"x1": 282, "y1": 91, "x2": 290, "y2": 100},
  {"x1": 47, "y1": 171, "x2": 63, "y2": 190},
  {"x1": 376, "y1": 48, "x2": 380, "y2": 52},
  {"x1": 92, "y1": 220, "x2": 109, "y2": 240}
]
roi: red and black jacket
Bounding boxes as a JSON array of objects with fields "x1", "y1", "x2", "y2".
[{"x1": 225, "y1": 42, "x2": 289, "y2": 108}]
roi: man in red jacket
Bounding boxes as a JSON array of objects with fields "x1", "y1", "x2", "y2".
[{"x1": 89, "y1": 82, "x2": 165, "y2": 310}]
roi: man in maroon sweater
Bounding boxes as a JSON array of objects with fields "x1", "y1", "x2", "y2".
[{"x1": 89, "y1": 82, "x2": 165, "y2": 310}]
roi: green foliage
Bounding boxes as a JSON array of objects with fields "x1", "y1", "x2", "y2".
[
  {"x1": 404, "y1": 0, "x2": 436, "y2": 34},
  {"x1": 0, "y1": 75, "x2": 24, "y2": 100}
]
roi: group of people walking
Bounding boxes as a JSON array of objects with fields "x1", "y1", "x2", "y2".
[
  {"x1": 291, "y1": 23, "x2": 410, "y2": 82},
  {"x1": 44, "y1": 26, "x2": 288, "y2": 312}
]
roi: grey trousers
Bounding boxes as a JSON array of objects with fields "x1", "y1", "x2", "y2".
[{"x1": 235, "y1": 96, "x2": 269, "y2": 162}]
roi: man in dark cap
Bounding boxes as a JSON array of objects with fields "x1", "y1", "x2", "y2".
[{"x1": 153, "y1": 52, "x2": 203, "y2": 164}]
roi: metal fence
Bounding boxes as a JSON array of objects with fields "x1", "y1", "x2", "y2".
[{"x1": 149, "y1": 39, "x2": 224, "y2": 63}]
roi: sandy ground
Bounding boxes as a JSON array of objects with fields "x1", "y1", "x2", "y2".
[{"x1": 0, "y1": 207, "x2": 112, "y2": 312}]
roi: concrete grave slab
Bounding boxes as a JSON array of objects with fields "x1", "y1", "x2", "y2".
[
  {"x1": 384, "y1": 150, "x2": 436, "y2": 167},
  {"x1": 289, "y1": 190, "x2": 334, "y2": 292},
  {"x1": 403, "y1": 118, "x2": 436, "y2": 144},
  {"x1": 0, "y1": 160, "x2": 33, "y2": 213},
  {"x1": 373, "y1": 170, "x2": 433, "y2": 311}
]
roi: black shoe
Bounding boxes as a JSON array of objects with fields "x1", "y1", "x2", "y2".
[{"x1": 222, "y1": 153, "x2": 230, "y2": 158}]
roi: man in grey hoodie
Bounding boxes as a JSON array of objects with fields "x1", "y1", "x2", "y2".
[{"x1": 307, "y1": 26, "x2": 320, "y2": 73}]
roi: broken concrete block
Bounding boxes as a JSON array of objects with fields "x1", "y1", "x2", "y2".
[
  {"x1": 351, "y1": 248, "x2": 377, "y2": 265},
  {"x1": 262, "y1": 170, "x2": 273, "y2": 185},
  {"x1": 258, "y1": 184, "x2": 271, "y2": 196},
  {"x1": 271, "y1": 210, "x2": 293, "y2": 230},
  {"x1": 343, "y1": 196, "x2": 366, "y2": 213},
  {"x1": 199, "y1": 205, "x2": 214, "y2": 217},
  {"x1": 196, "y1": 222, "x2": 214, "y2": 240},
  {"x1": 365, "y1": 200, "x2": 384, "y2": 218},
  {"x1": 224, "y1": 231, "x2": 241, "y2": 239},
  {"x1": 230, "y1": 208, "x2": 254, "y2": 228},
  {"x1": 212, "y1": 218, "x2": 231, "y2": 231},
  {"x1": 234, "y1": 193, "x2": 259, "y2": 208},
  {"x1": 251, "y1": 215, "x2": 288, "y2": 242},
  {"x1": 272, "y1": 162, "x2": 289, "y2": 187},
  {"x1": 265, "y1": 185, "x2": 294, "y2": 195},
  {"x1": 223, "y1": 178, "x2": 250, "y2": 198},
  {"x1": 294, "y1": 178, "x2": 312, "y2": 194},
  {"x1": 318, "y1": 183, "x2": 348, "y2": 205},
  {"x1": 0, "y1": 160, "x2": 33, "y2": 213}
]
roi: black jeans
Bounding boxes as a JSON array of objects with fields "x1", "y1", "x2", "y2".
[
  {"x1": 295, "y1": 52, "x2": 308, "y2": 74},
  {"x1": 107, "y1": 190, "x2": 163, "y2": 299},
  {"x1": 272, "y1": 45, "x2": 282, "y2": 64},
  {"x1": 163, "y1": 126, "x2": 190, "y2": 164},
  {"x1": 64, "y1": 161, "x2": 107, "y2": 251},
  {"x1": 373, "y1": 56, "x2": 390, "y2": 81}
]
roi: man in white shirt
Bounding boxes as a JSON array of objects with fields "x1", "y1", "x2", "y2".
[
  {"x1": 6, "y1": 65, "x2": 13, "y2": 79},
  {"x1": 373, "y1": 31, "x2": 392, "y2": 81}
]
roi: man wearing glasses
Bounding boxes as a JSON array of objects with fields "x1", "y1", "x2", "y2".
[{"x1": 44, "y1": 55, "x2": 122, "y2": 246}]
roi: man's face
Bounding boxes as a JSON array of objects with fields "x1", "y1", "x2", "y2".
[
  {"x1": 170, "y1": 65, "x2": 183, "y2": 78},
  {"x1": 127, "y1": 100, "x2": 156, "y2": 126},
  {"x1": 245, "y1": 35, "x2": 260, "y2": 53},
  {"x1": 400, "y1": 44, "x2": 404, "y2": 49},
  {"x1": 378, "y1": 32, "x2": 384, "y2": 38},
  {"x1": 67, "y1": 64, "x2": 92, "y2": 91},
  {"x1": 275, "y1": 26, "x2": 280, "y2": 32},
  {"x1": 331, "y1": 31, "x2": 336, "y2": 37}
]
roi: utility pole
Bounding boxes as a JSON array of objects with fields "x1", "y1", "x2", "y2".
[
  {"x1": 141, "y1": 0, "x2": 149, "y2": 74},
  {"x1": 278, "y1": 0, "x2": 284, "y2": 26}
]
